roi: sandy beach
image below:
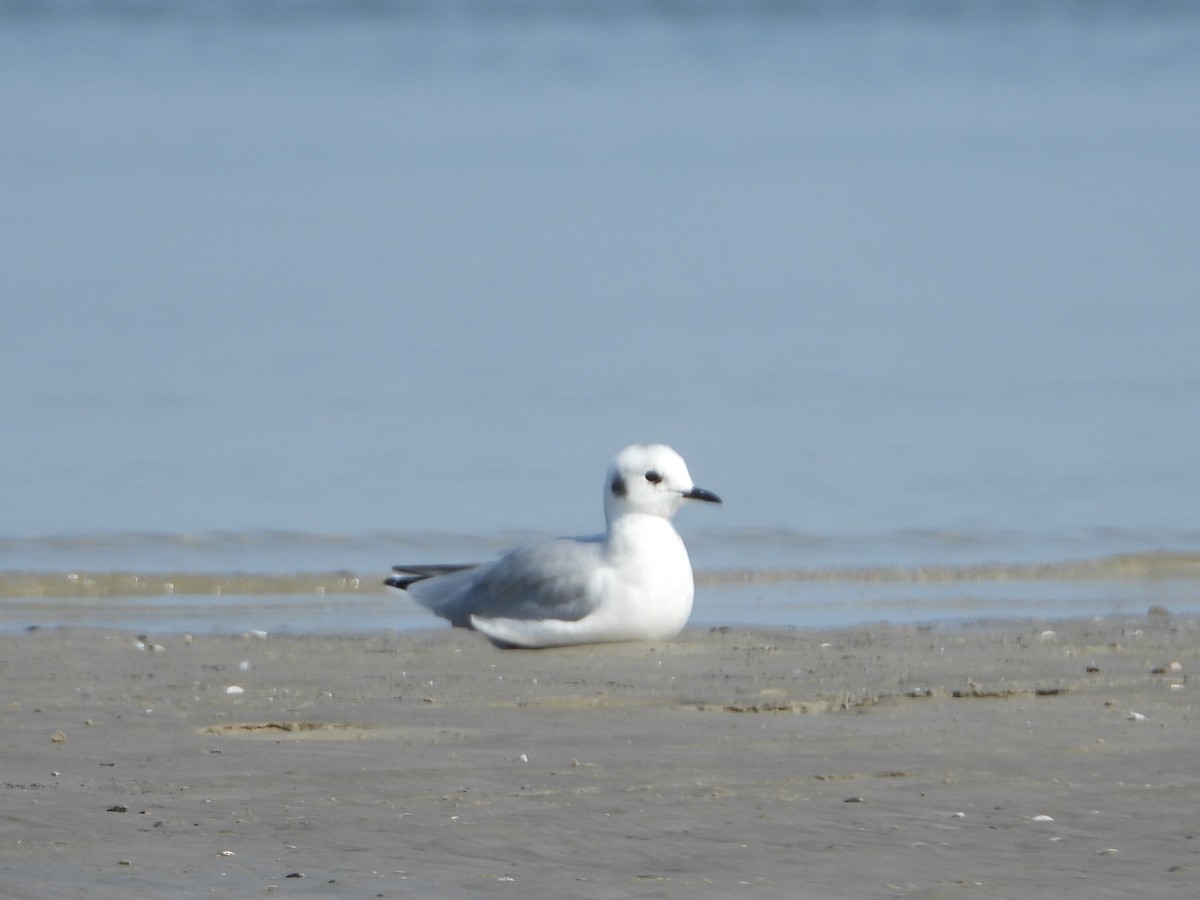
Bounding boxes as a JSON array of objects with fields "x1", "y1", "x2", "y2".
[{"x1": 2, "y1": 616, "x2": 1197, "y2": 898}]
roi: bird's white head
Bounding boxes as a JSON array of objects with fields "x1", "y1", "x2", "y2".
[{"x1": 603, "y1": 443, "x2": 721, "y2": 526}]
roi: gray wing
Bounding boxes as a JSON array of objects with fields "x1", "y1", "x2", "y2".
[{"x1": 400, "y1": 537, "x2": 605, "y2": 629}]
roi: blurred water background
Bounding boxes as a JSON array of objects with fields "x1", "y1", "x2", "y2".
[{"x1": 3, "y1": 1, "x2": 1199, "y2": 633}]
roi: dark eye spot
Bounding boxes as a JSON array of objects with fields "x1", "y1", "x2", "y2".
[
  {"x1": 610, "y1": 473, "x2": 627, "y2": 497},
  {"x1": 645, "y1": 470, "x2": 662, "y2": 484}
]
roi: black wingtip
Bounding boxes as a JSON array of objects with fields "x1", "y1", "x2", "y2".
[
  {"x1": 386, "y1": 563, "x2": 479, "y2": 591},
  {"x1": 385, "y1": 575, "x2": 425, "y2": 591}
]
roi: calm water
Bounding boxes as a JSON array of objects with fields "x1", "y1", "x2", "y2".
[{"x1": 3, "y1": 2, "x2": 1199, "y2": 631}]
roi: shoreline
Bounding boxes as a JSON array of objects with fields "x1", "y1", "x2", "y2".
[
  {"x1": 4, "y1": 549, "x2": 1200, "y2": 597},
  {"x1": 2, "y1": 616, "x2": 1197, "y2": 898}
]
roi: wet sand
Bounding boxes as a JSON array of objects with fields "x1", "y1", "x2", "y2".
[{"x1": 2, "y1": 616, "x2": 1197, "y2": 898}]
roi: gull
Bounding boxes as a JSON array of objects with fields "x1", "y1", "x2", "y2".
[{"x1": 386, "y1": 444, "x2": 721, "y2": 648}]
